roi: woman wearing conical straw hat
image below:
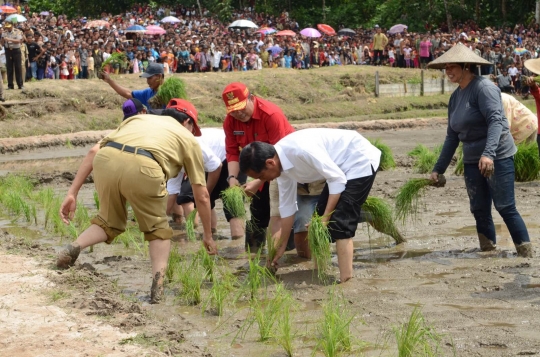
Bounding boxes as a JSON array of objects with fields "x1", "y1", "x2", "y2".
[
  {"x1": 523, "y1": 58, "x2": 540, "y2": 159},
  {"x1": 428, "y1": 43, "x2": 533, "y2": 258}
]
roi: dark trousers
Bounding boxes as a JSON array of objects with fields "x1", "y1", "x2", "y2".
[
  {"x1": 6, "y1": 48, "x2": 22, "y2": 88},
  {"x1": 81, "y1": 66, "x2": 88, "y2": 79},
  {"x1": 245, "y1": 181, "x2": 271, "y2": 250},
  {"x1": 464, "y1": 157, "x2": 529, "y2": 246},
  {"x1": 373, "y1": 50, "x2": 383, "y2": 65}
]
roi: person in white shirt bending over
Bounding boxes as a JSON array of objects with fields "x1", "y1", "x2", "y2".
[{"x1": 239, "y1": 128, "x2": 381, "y2": 283}]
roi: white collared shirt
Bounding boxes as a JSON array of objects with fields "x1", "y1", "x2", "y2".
[{"x1": 275, "y1": 128, "x2": 381, "y2": 218}]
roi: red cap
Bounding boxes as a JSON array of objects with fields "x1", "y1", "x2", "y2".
[
  {"x1": 166, "y1": 98, "x2": 201, "y2": 137},
  {"x1": 222, "y1": 82, "x2": 250, "y2": 114}
]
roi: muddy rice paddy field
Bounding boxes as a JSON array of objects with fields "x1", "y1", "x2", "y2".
[{"x1": 0, "y1": 121, "x2": 539, "y2": 357}]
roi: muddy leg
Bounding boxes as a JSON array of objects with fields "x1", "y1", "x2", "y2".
[
  {"x1": 336, "y1": 238, "x2": 353, "y2": 283},
  {"x1": 149, "y1": 239, "x2": 171, "y2": 304},
  {"x1": 229, "y1": 217, "x2": 244, "y2": 240},
  {"x1": 56, "y1": 224, "x2": 107, "y2": 269},
  {"x1": 294, "y1": 231, "x2": 311, "y2": 259}
]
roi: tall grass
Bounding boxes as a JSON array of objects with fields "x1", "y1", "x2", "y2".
[
  {"x1": 362, "y1": 197, "x2": 405, "y2": 244},
  {"x1": 408, "y1": 144, "x2": 442, "y2": 174},
  {"x1": 394, "y1": 179, "x2": 432, "y2": 224},
  {"x1": 308, "y1": 212, "x2": 332, "y2": 281},
  {"x1": 314, "y1": 287, "x2": 355, "y2": 357},
  {"x1": 369, "y1": 138, "x2": 396, "y2": 171},
  {"x1": 514, "y1": 142, "x2": 540, "y2": 182},
  {"x1": 393, "y1": 307, "x2": 442, "y2": 357},
  {"x1": 185, "y1": 208, "x2": 198, "y2": 242}
]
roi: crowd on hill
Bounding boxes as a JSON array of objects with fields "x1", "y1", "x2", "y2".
[{"x1": 0, "y1": 3, "x2": 539, "y2": 87}]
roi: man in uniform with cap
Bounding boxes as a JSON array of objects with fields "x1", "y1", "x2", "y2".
[
  {"x1": 101, "y1": 62, "x2": 164, "y2": 109},
  {"x1": 222, "y1": 82, "x2": 294, "y2": 251},
  {"x1": 1, "y1": 21, "x2": 24, "y2": 90},
  {"x1": 57, "y1": 98, "x2": 217, "y2": 303}
]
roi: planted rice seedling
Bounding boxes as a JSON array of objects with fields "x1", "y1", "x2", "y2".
[
  {"x1": 394, "y1": 178, "x2": 432, "y2": 224},
  {"x1": 308, "y1": 212, "x2": 332, "y2": 281},
  {"x1": 177, "y1": 259, "x2": 205, "y2": 305},
  {"x1": 239, "y1": 247, "x2": 276, "y2": 301},
  {"x1": 248, "y1": 283, "x2": 290, "y2": 342},
  {"x1": 266, "y1": 231, "x2": 277, "y2": 272},
  {"x1": 276, "y1": 285, "x2": 295, "y2": 356},
  {"x1": 203, "y1": 270, "x2": 235, "y2": 316},
  {"x1": 514, "y1": 142, "x2": 540, "y2": 182},
  {"x1": 148, "y1": 77, "x2": 188, "y2": 108},
  {"x1": 3, "y1": 191, "x2": 37, "y2": 224},
  {"x1": 408, "y1": 144, "x2": 442, "y2": 174},
  {"x1": 195, "y1": 244, "x2": 216, "y2": 281},
  {"x1": 393, "y1": 307, "x2": 442, "y2": 357},
  {"x1": 362, "y1": 197, "x2": 405, "y2": 244},
  {"x1": 185, "y1": 209, "x2": 198, "y2": 242},
  {"x1": 369, "y1": 138, "x2": 396, "y2": 170},
  {"x1": 114, "y1": 225, "x2": 145, "y2": 254},
  {"x1": 165, "y1": 244, "x2": 183, "y2": 283},
  {"x1": 315, "y1": 287, "x2": 355, "y2": 357}
]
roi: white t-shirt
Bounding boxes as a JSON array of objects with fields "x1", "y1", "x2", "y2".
[
  {"x1": 508, "y1": 66, "x2": 519, "y2": 76},
  {"x1": 0, "y1": 48, "x2": 5, "y2": 66}
]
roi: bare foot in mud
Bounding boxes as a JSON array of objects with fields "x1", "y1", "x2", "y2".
[
  {"x1": 150, "y1": 272, "x2": 163, "y2": 304},
  {"x1": 56, "y1": 242, "x2": 81, "y2": 269}
]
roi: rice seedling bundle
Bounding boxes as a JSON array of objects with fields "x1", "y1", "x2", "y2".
[
  {"x1": 148, "y1": 76, "x2": 188, "y2": 109},
  {"x1": 393, "y1": 307, "x2": 442, "y2": 357},
  {"x1": 514, "y1": 142, "x2": 540, "y2": 182},
  {"x1": 454, "y1": 144, "x2": 464, "y2": 176},
  {"x1": 101, "y1": 52, "x2": 127, "y2": 69},
  {"x1": 221, "y1": 185, "x2": 249, "y2": 221},
  {"x1": 315, "y1": 288, "x2": 355, "y2": 357},
  {"x1": 408, "y1": 144, "x2": 442, "y2": 174},
  {"x1": 369, "y1": 139, "x2": 396, "y2": 171},
  {"x1": 185, "y1": 209, "x2": 198, "y2": 242},
  {"x1": 307, "y1": 212, "x2": 332, "y2": 281},
  {"x1": 362, "y1": 197, "x2": 405, "y2": 244},
  {"x1": 394, "y1": 178, "x2": 433, "y2": 224}
]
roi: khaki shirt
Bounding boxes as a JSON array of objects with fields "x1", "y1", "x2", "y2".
[
  {"x1": 100, "y1": 114, "x2": 206, "y2": 184},
  {"x1": 20, "y1": 43, "x2": 27, "y2": 63},
  {"x1": 2, "y1": 29, "x2": 23, "y2": 49},
  {"x1": 373, "y1": 33, "x2": 388, "y2": 51}
]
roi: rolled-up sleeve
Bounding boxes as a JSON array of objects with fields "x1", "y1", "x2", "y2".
[{"x1": 277, "y1": 175, "x2": 298, "y2": 218}]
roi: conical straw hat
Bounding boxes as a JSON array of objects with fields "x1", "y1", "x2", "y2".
[
  {"x1": 524, "y1": 58, "x2": 540, "y2": 75},
  {"x1": 427, "y1": 43, "x2": 491, "y2": 69}
]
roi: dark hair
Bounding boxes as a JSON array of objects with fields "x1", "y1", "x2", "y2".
[
  {"x1": 239, "y1": 142, "x2": 276, "y2": 174},
  {"x1": 161, "y1": 108, "x2": 193, "y2": 125}
]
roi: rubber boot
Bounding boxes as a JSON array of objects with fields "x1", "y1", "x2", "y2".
[
  {"x1": 478, "y1": 233, "x2": 497, "y2": 251},
  {"x1": 515, "y1": 242, "x2": 534, "y2": 258},
  {"x1": 56, "y1": 242, "x2": 81, "y2": 269}
]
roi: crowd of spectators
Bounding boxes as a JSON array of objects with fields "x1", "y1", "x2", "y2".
[{"x1": 0, "y1": 2, "x2": 539, "y2": 91}]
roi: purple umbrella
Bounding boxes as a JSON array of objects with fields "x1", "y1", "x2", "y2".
[
  {"x1": 300, "y1": 27, "x2": 321, "y2": 38},
  {"x1": 268, "y1": 45, "x2": 283, "y2": 56},
  {"x1": 388, "y1": 24, "x2": 407, "y2": 34},
  {"x1": 40, "y1": 11, "x2": 50, "y2": 16}
]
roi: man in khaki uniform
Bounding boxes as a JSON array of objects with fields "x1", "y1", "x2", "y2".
[
  {"x1": 1, "y1": 22, "x2": 24, "y2": 89},
  {"x1": 57, "y1": 103, "x2": 217, "y2": 303}
]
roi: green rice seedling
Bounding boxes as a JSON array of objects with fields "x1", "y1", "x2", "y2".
[
  {"x1": 266, "y1": 230, "x2": 277, "y2": 272},
  {"x1": 393, "y1": 307, "x2": 442, "y2": 357},
  {"x1": 195, "y1": 244, "x2": 217, "y2": 281},
  {"x1": 114, "y1": 225, "x2": 145, "y2": 254},
  {"x1": 307, "y1": 212, "x2": 332, "y2": 281},
  {"x1": 203, "y1": 270, "x2": 235, "y2": 316},
  {"x1": 93, "y1": 191, "x2": 100, "y2": 210},
  {"x1": 3, "y1": 191, "x2": 37, "y2": 223},
  {"x1": 248, "y1": 283, "x2": 290, "y2": 342},
  {"x1": 148, "y1": 76, "x2": 188, "y2": 108},
  {"x1": 185, "y1": 209, "x2": 198, "y2": 242},
  {"x1": 314, "y1": 287, "x2": 355, "y2": 357},
  {"x1": 362, "y1": 196, "x2": 405, "y2": 244},
  {"x1": 276, "y1": 285, "x2": 295, "y2": 356},
  {"x1": 238, "y1": 247, "x2": 276, "y2": 301},
  {"x1": 165, "y1": 244, "x2": 183, "y2": 283},
  {"x1": 177, "y1": 259, "x2": 205, "y2": 305},
  {"x1": 394, "y1": 178, "x2": 433, "y2": 224},
  {"x1": 221, "y1": 185, "x2": 249, "y2": 220},
  {"x1": 514, "y1": 142, "x2": 540, "y2": 182},
  {"x1": 454, "y1": 144, "x2": 464, "y2": 176},
  {"x1": 369, "y1": 138, "x2": 396, "y2": 170},
  {"x1": 408, "y1": 144, "x2": 442, "y2": 174},
  {"x1": 0, "y1": 174, "x2": 34, "y2": 197},
  {"x1": 101, "y1": 51, "x2": 127, "y2": 69}
]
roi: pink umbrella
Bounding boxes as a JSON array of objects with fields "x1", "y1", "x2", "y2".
[
  {"x1": 300, "y1": 27, "x2": 321, "y2": 38},
  {"x1": 146, "y1": 25, "x2": 166, "y2": 35}
]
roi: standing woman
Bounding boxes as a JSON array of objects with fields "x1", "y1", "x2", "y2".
[{"x1": 428, "y1": 43, "x2": 533, "y2": 257}]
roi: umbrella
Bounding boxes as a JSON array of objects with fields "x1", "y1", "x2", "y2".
[
  {"x1": 161, "y1": 16, "x2": 181, "y2": 23},
  {"x1": 268, "y1": 45, "x2": 283, "y2": 56},
  {"x1": 126, "y1": 25, "x2": 147, "y2": 33},
  {"x1": 6, "y1": 14, "x2": 26, "y2": 23},
  {"x1": 85, "y1": 20, "x2": 110, "y2": 28},
  {"x1": 317, "y1": 24, "x2": 336, "y2": 36},
  {"x1": 276, "y1": 30, "x2": 296, "y2": 37},
  {"x1": 338, "y1": 28, "x2": 356, "y2": 36},
  {"x1": 146, "y1": 25, "x2": 166, "y2": 35},
  {"x1": 40, "y1": 11, "x2": 50, "y2": 16},
  {"x1": 256, "y1": 27, "x2": 276, "y2": 35},
  {"x1": 228, "y1": 20, "x2": 258, "y2": 29},
  {"x1": 388, "y1": 24, "x2": 407, "y2": 34},
  {"x1": 0, "y1": 6, "x2": 17, "y2": 14},
  {"x1": 514, "y1": 48, "x2": 528, "y2": 55},
  {"x1": 300, "y1": 28, "x2": 321, "y2": 38}
]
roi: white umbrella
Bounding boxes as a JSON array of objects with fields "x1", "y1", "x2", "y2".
[
  {"x1": 161, "y1": 16, "x2": 181, "y2": 23},
  {"x1": 228, "y1": 20, "x2": 258, "y2": 29},
  {"x1": 6, "y1": 14, "x2": 27, "y2": 23}
]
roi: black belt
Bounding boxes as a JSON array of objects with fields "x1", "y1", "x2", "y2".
[{"x1": 105, "y1": 141, "x2": 157, "y2": 162}]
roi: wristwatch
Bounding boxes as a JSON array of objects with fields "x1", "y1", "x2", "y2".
[{"x1": 226, "y1": 175, "x2": 237, "y2": 183}]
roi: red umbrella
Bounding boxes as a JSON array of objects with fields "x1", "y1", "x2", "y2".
[
  {"x1": 276, "y1": 30, "x2": 296, "y2": 37},
  {"x1": 317, "y1": 24, "x2": 336, "y2": 36},
  {"x1": 0, "y1": 5, "x2": 17, "y2": 14}
]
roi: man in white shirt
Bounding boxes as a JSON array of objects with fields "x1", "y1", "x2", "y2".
[{"x1": 239, "y1": 128, "x2": 381, "y2": 283}]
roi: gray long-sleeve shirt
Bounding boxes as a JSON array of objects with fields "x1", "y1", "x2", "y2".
[{"x1": 433, "y1": 76, "x2": 515, "y2": 174}]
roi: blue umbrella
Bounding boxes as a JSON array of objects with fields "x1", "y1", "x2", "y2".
[
  {"x1": 126, "y1": 25, "x2": 147, "y2": 33},
  {"x1": 268, "y1": 45, "x2": 283, "y2": 56}
]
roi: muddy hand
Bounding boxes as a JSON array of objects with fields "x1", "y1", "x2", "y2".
[
  {"x1": 431, "y1": 173, "x2": 446, "y2": 188},
  {"x1": 60, "y1": 194, "x2": 77, "y2": 224},
  {"x1": 203, "y1": 235, "x2": 218, "y2": 255},
  {"x1": 478, "y1": 156, "x2": 494, "y2": 178}
]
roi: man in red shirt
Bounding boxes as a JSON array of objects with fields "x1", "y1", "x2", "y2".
[{"x1": 222, "y1": 82, "x2": 294, "y2": 251}]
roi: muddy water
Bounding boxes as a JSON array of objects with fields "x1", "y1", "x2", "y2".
[{"x1": 2, "y1": 125, "x2": 540, "y2": 356}]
